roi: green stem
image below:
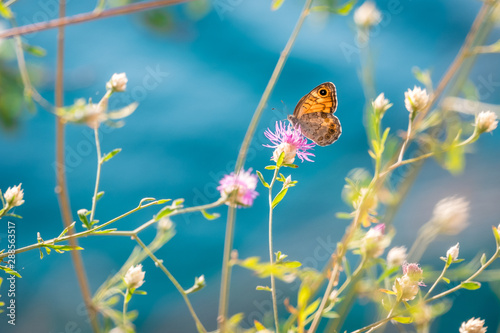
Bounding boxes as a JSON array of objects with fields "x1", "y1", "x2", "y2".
[
  {"x1": 90, "y1": 127, "x2": 102, "y2": 222},
  {"x1": 427, "y1": 247, "x2": 499, "y2": 302},
  {"x1": 217, "y1": 0, "x2": 314, "y2": 330},
  {"x1": 268, "y1": 167, "x2": 281, "y2": 333},
  {"x1": 352, "y1": 247, "x2": 500, "y2": 333},
  {"x1": 424, "y1": 261, "x2": 450, "y2": 299},
  {"x1": 123, "y1": 289, "x2": 129, "y2": 326},
  {"x1": 133, "y1": 235, "x2": 207, "y2": 333},
  {"x1": 0, "y1": 198, "x2": 221, "y2": 260}
]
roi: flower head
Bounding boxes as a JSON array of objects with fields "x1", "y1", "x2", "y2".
[
  {"x1": 106, "y1": 73, "x2": 128, "y2": 92},
  {"x1": 354, "y1": 1, "x2": 382, "y2": 28},
  {"x1": 405, "y1": 86, "x2": 429, "y2": 113},
  {"x1": 393, "y1": 262, "x2": 425, "y2": 301},
  {"x1": 431, "y1": 196, "x2": 469, "y2": 235},
  {"x1": 264, "y1": 121, "x2": 315, "y2": 164},
  {"x1": 3, "y1": 184, "x2": 25, "y2": 208},
  {"x1": 393, "y1": 275, "x2": 420, "y2": 301},
  {"x1": 402, "y1": 262, "x2": 425, "y2": 285},
  {"x1": 459, "y1": 317, "x2": 487, "y2": 333},
  {"x1": 386, "y1": 246, "x2": 407, "y2": 268},
  {"x1": 446, "y1": 243, "x2": 460, "y2": 261},
  {"x1": 124, "y1": 264, "x2": 145, "y2": 289},
  {"x1": 475, "y1": 110, "x2": 498, "y2": 134},
  {"x1": 217, "y1": 168, "x2": 259, "y2": 208},
  {"x1": 372, "y1": 93, "x2": 392, "y2": 118},
  {"x1": 361, "y1": 223, "x2": 389, "y2": 258}
]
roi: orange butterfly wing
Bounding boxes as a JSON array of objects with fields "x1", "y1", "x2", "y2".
[{"x1": 288, "y1": 82, "x2": 341, "y2": 147}]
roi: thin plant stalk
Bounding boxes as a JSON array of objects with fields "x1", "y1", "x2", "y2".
[
  {"x1": 218, "y1": 0, "x2": 314, "y2": 329},
  {"x1": 54, "y1": 1, "x2": 99, "y2": 332},
  {"x1": 133, "y1": 235, "x2": 207, "y2": 333},
  {"x1": 0, "y1": 0, "x2": 192, "y2": 39},
  {"x1": 90, "y1": 127, "x2": 102, "y2": 222},
  {"x1": 268, "y1": 168, "x2": 281, "y2": 333}
]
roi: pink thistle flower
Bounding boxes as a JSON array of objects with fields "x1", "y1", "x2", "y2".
[
  {"x1": 264, "y1": 121, "x2": 315, "y2": 164},
  {"x1": 217, "y1": 168, "x2": 259, "y2": 208}
]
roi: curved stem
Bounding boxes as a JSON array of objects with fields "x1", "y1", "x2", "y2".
[
  {"x1": 0, "y1": 199, "x2": 221, "y2": 260},
  {"x1": 217, "y1": 0, "x2": 314, "y2": 330},
  {"x1": 268, "y1": 168, "x2": 281, "y2": 333},
  {"x1": 424, "y1": 262, "x2": 450, "y2": 299},
  {"x1": 90, "y1": 127, "x2": 102, "y2": 222},
  {"x1": 133, "y1": 235, "x2": 207, "y2": 333}
]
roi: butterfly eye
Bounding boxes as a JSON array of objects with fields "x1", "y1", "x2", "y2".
[{"x1": 318, "y1": 89, "x2": 328, "y2": 96}]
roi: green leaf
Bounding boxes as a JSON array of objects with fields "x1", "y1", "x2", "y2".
[
  {"x1": 392, "y1": 316, "x2": 413, "y2": 324},
  {"x1": 271, "y1": 188, "x2": 288, "y2": 209},
  {"x1": 480, "y1": 253, "x2": 487, "y2": 266},
  {"x1": 412, "y1": 66, "x2": 433, "y2": 91},
  {"x1": 322, "y1": 311, "x2": 340, "y2": 319},
  {"x1": 461, "y1": 281, "x2": 481, "y2": 290},
  {"x1": 0, "y1": 2, "x2": 13, "y2": 18},
  {"x1": 102, "y1": 148, "x2": 122, "y2": 163},
  {"x1": 107, "y1": 102, "x2": 138, "y2": 120},
  {"x1": 442, "y1": 277, "x2": 450, "y2": 284},
  {"x1": 133, "y1": 290, "x2": 147, "y2": 295},
  {"x1": 22, "y1": 43, "x2": 47, "y2": 57},
  {"x1": 201, "y1": 209, "x2": 220, "y2": 220},
  {"x1": 277, "y1": 151, "x2": 285, "y2": 167},
  {"x1": 158, "y1": 198, "x2": 173, "y2": 205},
  {"x1": 493, "y1": 226, "x2": 500, "y2": 248},
  {"x1": 265, "y1": 165, "x2": 277, "y2": 170},
  {"x1": 271, "y1": 0, "x2": 285, "y2": 11},
  {"x1": 377, "y1": 266, "x2": 400, "y2": 283},
  {"x1": 155, "y1": 206, "x2": 175, "y2": 221},
  {"x1": 304, "y1": 299, "x2": 320, "y2": 317},
  {"x1": 57, "y1": 221, "x2": 76, "y2": 239},
  {"x1": 335, "y1": 212, "x2": 353, "y2": 219},
  {"x1": 254, "y1": 320, "x2": 266, "y2": 331},
  {"x1": 96, "y1": 191, "x2": 105, "y2": 201},
  {"x1": 256, "y1": 285, "x2": 272, "y2": 292},
  {"x1": 0, "y1": 265, "x2": 21, "y2": 278},
  {"x1": 311, "y1": 0, "x2": 357, "y2": 15},
  {"x1": 281, "y1": 261, "x2": 302, "y2": 268},
  {"x1": 256, "y1": 170, "x2": 269, "y2": 188},
  {"x1": 283, "y1": 163, "x2": 298, "y2": 168}
]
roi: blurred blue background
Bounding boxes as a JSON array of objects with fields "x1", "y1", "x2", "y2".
[{"x1": 1, "y1": 0, "x2": 500, "y2": 332}]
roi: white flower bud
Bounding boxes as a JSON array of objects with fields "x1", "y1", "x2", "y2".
[
  {"x1": 446, "y1": 243, "x2": 460, "y2": 261},
  {"x1": 272, "y1": 142, "x2": 297, "y2": 165},
  {"x1": 361, "y1": 224, "x2": 389, "y2": 258},
  {"x1": 386, "y1": 246, "x2": 407, "y2": 268},
  {"x1": 459, "y1": 317, "x2": 487, "y2": 333},
  {"x1": 431, "y1": 196, "x2": 469, "y2": 235},
  {"x1": 124, "y1": 264, "x2": 145, "y2": 289},
  {"x1": 106, "y1": 73, "x2": 128, "y2": 92},
  {"x1": 372, "y1": 93, "x2": 392, "y2": 117},
  {"x1": 354, "y1": 1, "x2": 382, "y2": 28},
  {"x1": 4, "y1": 184, "x2": 25, "y2": 208},
  {"x1": 404, "y1": 86, "x2": 429, "y2": 113},
  {"x1": 475, "y1": 110, "x2": 498, "y2": 134}
]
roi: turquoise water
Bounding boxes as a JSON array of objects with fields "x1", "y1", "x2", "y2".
[{"x1": 1, "y1": 0, "x2": 500, "y2": 332}]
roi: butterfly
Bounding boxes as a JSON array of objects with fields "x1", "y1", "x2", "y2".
[{"x1": 287, "y1": 82, "x2": 341, "y2": 146}]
